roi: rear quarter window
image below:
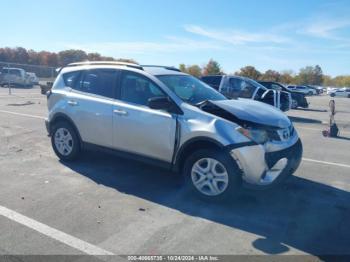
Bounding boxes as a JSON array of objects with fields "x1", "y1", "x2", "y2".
[{"x1": 62, "y1": 71, "x2": 82, "y2": 89}]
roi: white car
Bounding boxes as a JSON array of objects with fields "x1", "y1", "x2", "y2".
[
  {"x1": 0, "y1": 67, "x2": 32, "y2": 87},
  {"x1": 329, "y1": 88, "x2": 350, "y2": 98},
  {"x1": 27, "y1": 72, "x2": 40, "y2": 85},
  {"x1": 287, "y1": 85, "x2": 317, "y2": 96},
  {"x1": 327, "y1": 87, "x2": 339, "y2": 94}
]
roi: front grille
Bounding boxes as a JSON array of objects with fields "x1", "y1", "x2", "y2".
[{"x1": 265, "y1": 139, "x2": 302, "y2": 168}]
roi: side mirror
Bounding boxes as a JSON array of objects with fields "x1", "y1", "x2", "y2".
[
  {"x1": 148, "y1": 96, "x2": 173, "y2": 110},
  {"x1": 148, "y1": 96, "x2": 183, "y2": 114}
]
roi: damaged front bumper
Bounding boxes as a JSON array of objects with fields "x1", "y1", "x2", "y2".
[{"x1": 230, "y1": 138, "x2": 303, "y2": 187}]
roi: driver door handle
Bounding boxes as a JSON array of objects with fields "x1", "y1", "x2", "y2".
[
  {"x1": 113, "y1": 109, "x2": 128, "y2": 116},
  {"x1": 67, "y1": 100, "x2": 78, "y2": 106}
]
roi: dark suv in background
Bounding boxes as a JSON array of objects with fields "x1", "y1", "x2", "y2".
[
  {"x1": 201, "y1": 75, "x2": 291, "y2": 112},
  {"x1": 258, "y1": 81, "x2": 309, "y2": 109}
]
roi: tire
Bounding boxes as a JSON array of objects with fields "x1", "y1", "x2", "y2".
[
  {"x1": 183, "y1": 149, "x2": 242, "y2": 201},
  {"x1": 308, "y1": 91, "x2": 313, "y2": 96},
  {"x1": 51, "y1": 121, "x2": 80, "y2": 161},
  {"x1": 347, "y1": 94, "x2": 350, "y2": 98},
  {"x1": 330, "y1": 93, "x2": 335, "y2": 97}
]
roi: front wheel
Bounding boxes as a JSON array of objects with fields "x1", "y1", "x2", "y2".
[
  {"x1": 308, "y1": 91, "x2": 313, "y2": 96},
  {"x1": 51, "y1": 122, "x2": 80, "y2": 161},
  {"x1": 183, "y1": 149, "x2": 242, "y2": 201}
]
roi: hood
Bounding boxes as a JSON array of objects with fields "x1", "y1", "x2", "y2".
[{"x1": 209, "y1": 99, "x2": 291, "y2": 128}]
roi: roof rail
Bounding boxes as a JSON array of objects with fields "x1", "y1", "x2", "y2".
[
  {"x1": 67, "y1": 61, "x2": 143, "y2": 70},
  {"x1": 141, "y1": 65, "x2": 181, "y2": 72}
]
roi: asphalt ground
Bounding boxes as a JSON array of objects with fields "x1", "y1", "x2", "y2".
[{"x1": 0, "y1": 87, "x2": 349, "y2": 261}]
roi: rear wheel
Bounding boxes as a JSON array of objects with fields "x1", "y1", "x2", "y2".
[
  {"x1": 308, "y1": 91, "x2": 313, "y2": 96},
  {"x1": 51, "y1": 122, "x2": 80, "y2": 161},
  {"x1": 183, "y1": 149, "x2": 242, "y2": 201}
]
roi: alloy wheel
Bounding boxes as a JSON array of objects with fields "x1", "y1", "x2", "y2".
[
  {"x1": 54, "y1": 128, "x2": 73, "y2": 156},
  {"x1": 191, "y1": 158, "x2": 229, "y2": 196}
]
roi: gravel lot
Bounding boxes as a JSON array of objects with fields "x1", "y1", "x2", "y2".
[{"x1": 0, "y1": 87, "x2": 349, "y2": 260}]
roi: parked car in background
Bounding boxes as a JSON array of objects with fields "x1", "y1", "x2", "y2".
[
  {"x1": 0, "y1": 67, "x2": 32, "y2": 87},
  {"x1": 201, "y1": 75, "x2": 291, "y2": 111},
  {"x1": 46, "y1": 61, "x2": 302, "y2": 200},
  {"x1": 329, "y1": 88, "x2": 350, "y2": 98},
  {"x1": 327, "y1": 87, "x2": 339, "y2": 94},
  {"x1": 307, "y1": 85, "x2": 323, "y2": 94},
  {"x1": 258, "y1": 81, "x2": 309, "y2": 109},
  {"x1": 287, "y1": 85, "x2": 316, "y2": 96},
  {"x1": 27, "y1": 72, "x2": 40, "y2": 85}
]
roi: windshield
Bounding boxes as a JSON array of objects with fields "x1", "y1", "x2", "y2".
[
  {"x1": 246, "y1": 78, "x2": 267, "y2": 90},
  {"x1": 157, "y1": 75, "x2": 227, "y2": 105}
]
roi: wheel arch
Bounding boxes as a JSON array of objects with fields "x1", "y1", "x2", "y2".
[
  {"x1": 49, "y1": 113, "x2": 83, "y2": 145},
  {"x1": 173, "y1": 137, "x2": 224, "y2": 173}
]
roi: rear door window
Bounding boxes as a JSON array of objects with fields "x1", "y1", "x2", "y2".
[
  {"x1": 201, "y1": 76, "x2": 214, "y2": 85},
  {"x1": 80, "y1": 69, "x2": 117, "y2": 99},
  {"x1": 219, "y1": 77, "x2": 243, "y2": 97},
  {"x1": 9, "y1": 69, "x2": 21, "y2": 76},
  {"x1": 240, "y1": 81, "x2": 257, "y2": 98}
]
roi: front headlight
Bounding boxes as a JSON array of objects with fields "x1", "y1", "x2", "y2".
[{"x1": 236, "y1": 127, "x2": 268, "y2": 144}]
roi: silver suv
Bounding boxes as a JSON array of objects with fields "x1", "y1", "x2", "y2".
[{"x1": 46, "y1": 62, "x2": 302, "y2": 200}]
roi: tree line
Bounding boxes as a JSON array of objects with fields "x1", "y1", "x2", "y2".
[
  {"x1": 0, "y1": 47, "x2": 349, "y2": 86},
  {"x1": 181, "y1": 59, "x2": 349, "y2": 87},
  {"x1": 0, "y1": 47, "x2": 136, "y2": 67}
]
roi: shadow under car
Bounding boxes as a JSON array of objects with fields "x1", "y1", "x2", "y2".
[{"x1": 61, "y1": 151, "x2": 350, "y2": 257}]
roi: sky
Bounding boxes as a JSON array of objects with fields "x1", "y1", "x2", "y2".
[{"x1": 1, "y1": 0, "x2": 350, "y2": 76}]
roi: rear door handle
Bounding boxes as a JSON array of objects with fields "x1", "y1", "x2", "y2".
[
  {"x1": 67, "y1": 100, "x2": 78, "y2": 106},
  {"x1": 113, "y1": 109, "x2": 128, "y2": 116}
]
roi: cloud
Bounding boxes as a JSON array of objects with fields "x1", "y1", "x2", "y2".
[
  {"x1": 300, "y1": 18, "x2": 350, "y2": 39},
  {"x1": 184, "y1": 25, "x2": 290, "y2": 45}
]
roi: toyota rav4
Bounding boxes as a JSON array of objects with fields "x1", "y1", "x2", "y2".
[{"x1": 45, "y1": 62, "x2": 302, "y2": 200}]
